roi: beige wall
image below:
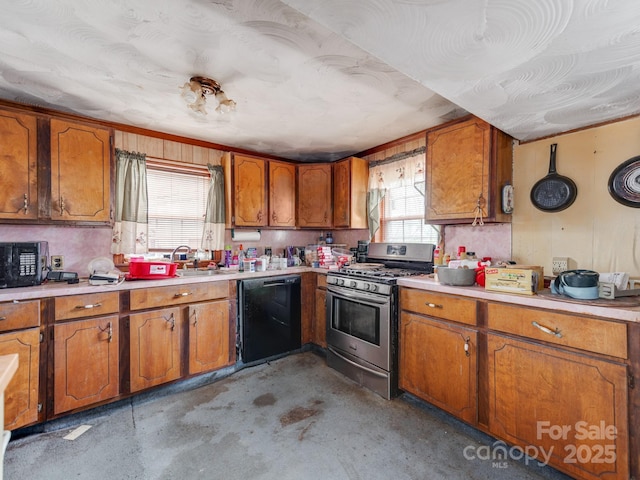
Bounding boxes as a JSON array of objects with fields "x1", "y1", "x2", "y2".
[{"x1": 512, "y1": 116, "x2": 640, "y2": 278}]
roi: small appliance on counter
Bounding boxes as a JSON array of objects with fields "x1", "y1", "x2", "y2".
[
  {"x1": 551, "y1": 269, "x2": 600, "y2": 299},
  {"x1": 0, "y1": 241, "x2": 48, "y2": 288}
]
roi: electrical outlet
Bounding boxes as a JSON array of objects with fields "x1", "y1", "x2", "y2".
[
  {"x1": 51, "y1": 255, "x2": 64, "y2": 271},
  {"x1": 552, "y1": 257, "x2": 569, "y2": 275}
]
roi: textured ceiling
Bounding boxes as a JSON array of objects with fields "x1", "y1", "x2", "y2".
[{"x1": 0, "y1": 0, "x2": 638, "y2": 161}]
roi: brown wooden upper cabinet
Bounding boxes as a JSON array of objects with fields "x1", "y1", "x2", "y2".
[
  {"x1": 0, "y1": 108, "x2": 39, "y2": 220},
  {"x1": 229, "y1": 153, "x2": 268, "y2": 227},
  {"x1": 268, "y1": 160, "x2": 296, "y2": 228},
  {"x1": 425, "y1": 116, "x2": 512, "y2": 224},
  {"x1": 333, "y1": 156, "x2": 368, "y2": 229},
  {"x1": 297, "y1": 163, "x2": 332, "y2": 228},
  {"x1": 50, "y1": 118, "x2": 112, "y2": 223}
]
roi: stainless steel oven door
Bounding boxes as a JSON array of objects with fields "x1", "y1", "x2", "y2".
[{"x1": 326, "y1": 284, "x2": 391, "y2": 371}]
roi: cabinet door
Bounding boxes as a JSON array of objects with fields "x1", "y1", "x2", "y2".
[
  {"x1": 488, "y1": 334, "x2": 629, "y2": 480},
  {"x1": 425, "y1": 117, "x2": 491, "y2": 223},
  {"x1": 0, "y1": 109, "x2": 38, "y2": 220},
  {"x1": 129, "y1": 307, "x2": 182, "y2": 392},
  {"x1": 297, "y1": 163, "x2": 332, "y2": 228},
  {"x1": 399, "y1": 312, "x2": 477, "y2": 424},
  {"x1": 234, "y1": 154, "x2": 267, "y2": 226},
  {"x1": 333, "y1": 159, "x2": 351, "y2": 227},
  {"x1": 333, "y1": 157, "x2": 368, "y2": 229},
  {"x1": 313, "y1": 288, "x2": 327, "y2": 347},
  {"x1": 50, "y1": 118, "x2": 112, "y2": 223},
  {"x1": 54, "y1": 316, "x2": 119, "y2": 414},
  {"x1": 188, "y1": 300, "x2": 231, "y2": 375},
  {"x1": 0, "y1": 328, "x2": 40, "y2": 429},
  {"x1": 268, "y1": 160, "x2": 296, "y2": 227}
]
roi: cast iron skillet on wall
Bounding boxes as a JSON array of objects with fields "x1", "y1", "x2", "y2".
[
  {"x1": 530, "y1": 143, "x2": 577, "y2": 212},
  {"x1": 608, "y1": 154, "x2": 640, "y2": 207}
]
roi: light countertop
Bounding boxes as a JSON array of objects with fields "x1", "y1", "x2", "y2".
[
  {"x1": 398, "y1": 276, "x2": 640, "y2": 323},
  {"x1": 0, "y1": 266, "x2": 321, "y2": 303}
]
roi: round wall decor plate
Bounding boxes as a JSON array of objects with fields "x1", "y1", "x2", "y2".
[{"x1": 608, "y1": 155, "x2": 640, "y2": 207}]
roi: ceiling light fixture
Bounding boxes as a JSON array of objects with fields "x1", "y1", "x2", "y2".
[{"x1": 180, "y1": 76, "x2": 236, "y2": 115}]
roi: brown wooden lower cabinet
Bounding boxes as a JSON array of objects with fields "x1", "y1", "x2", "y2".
[
  {"x1": 188, "y1": 300, "x2": 231, "y2": 375},
  {"x1": 0, "y1": 328, "x2": 40, "y2": 429},
  {"x1": 399, "y1": 311, "x2": 477, "y2": 424},
  {"x1": 488, "y1": 333, "x2": 629, "y2": 480},
  {"x1": 53, "y1": 316, "x2": 119, "y2": 415},
  {"x1": 129, "y1": 307, "x2": 182, "y2": 392}
]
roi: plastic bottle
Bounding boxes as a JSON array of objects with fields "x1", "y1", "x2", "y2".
[
  {"x1": 224, "y1": 245, "x2": 232, "y2": 268},
  {"x1": 238, "y1": 244, "x2": 245, "y2": 271},
  {"x1": 433, "y1": 246, "x2": 442, "y2": 265}
]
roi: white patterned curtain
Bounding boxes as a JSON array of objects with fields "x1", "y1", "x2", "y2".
[
  {"x1": 367, "y1": 153, "x2": 425, "y2": 240},
  {"x1": 111, "y1": 149, "x2": 148, "y2": 254},
  {"x1": 201, "y1": 164, "x2": 225, "y2": 252}
]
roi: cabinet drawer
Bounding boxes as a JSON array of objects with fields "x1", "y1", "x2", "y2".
[
  {"x1": 55, "y1": 292, "x2": 119, "y2": 321},
  {"x1": 487, "y1": 303, "x2": 627, "y2": 358},
  {"x1": 399, "y1": 288, "x2": 477, "y2": 326},
  {"x1": 0, "y1": 300, "x2": 40, "y2": 331},
  {"x1": 130, "y1": 281, "x2": 229, "y2": 311}
]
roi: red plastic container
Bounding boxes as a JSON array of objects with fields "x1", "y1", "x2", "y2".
[{"x1": 126, "y1": 260, "x2": 177, "y2": 280}]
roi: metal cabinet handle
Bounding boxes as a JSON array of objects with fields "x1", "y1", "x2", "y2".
[
  {"x1": 60, "y1": 196, "x2": 65, "y2": 216},
  {"x1": 174, "y1": 292, "x2": 192, "y2": 298},
  {"x1": 464, "y1": 336, "x2": 470, "y2": 357},
  {"x1": 75, "y1": 303, "x2": 102, "y2": 309},
  {"x1": 257, "y1": 210, "x2": 263, "y2": 222},
  {"x1": 425, "y1": 302, "x2": 443, "y2": 309},
  {"x1": 166, "y1": 313, "x2": 175, "y2": 331},
  {"x1": 532, "y1": 321, "x2": 562, "y2": 338},
  {"x1": 191, "y1": 310, "x2": 198, "y2": 326},
  {"x1": 272, "y1": 211, "x2": 277, "y2": 222},
  {"x1": 23, "y1": 193, "x2": 29, "y2": 214},
  {"x1": 99, "y1": 322, "x2": 113, "y2": 342},
  {"x1": 0, "y1": 317, "x2": 6, "y2": 321}
]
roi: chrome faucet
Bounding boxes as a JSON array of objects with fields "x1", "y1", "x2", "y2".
[{"x1": 170, "y1": 245, "x2": 191, "y2": 263}]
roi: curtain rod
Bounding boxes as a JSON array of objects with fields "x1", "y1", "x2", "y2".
[{"x1": 368, "y1": 146, "x2": 426, "y2": 167}]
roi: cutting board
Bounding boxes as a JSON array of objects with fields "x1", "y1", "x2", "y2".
[{"x1": 537, "y1": 289, "x2": 640, "y2": 307}]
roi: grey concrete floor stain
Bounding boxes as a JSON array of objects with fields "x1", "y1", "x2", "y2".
[
  {"x1": 253, "y1": 393, "x2": 276, "y2": 407},
  {"x1": 5, "y1": 352, "x2": 571, "y2": 480}
]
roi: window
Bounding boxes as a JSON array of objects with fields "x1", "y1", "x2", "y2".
[
  {"x1": 146, "y1": 164, "x2": 209, "y2": 250},
  {"x1": 370, "y1": 151, "x2": 440, "y2": 244},
  {"x1": 381, "y1": 183, "x2": 439, "y2": 244}
]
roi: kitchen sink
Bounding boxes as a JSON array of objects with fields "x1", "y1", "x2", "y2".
[{"x1": 176, "y1": 268, "x2": 225, "y2": 277}]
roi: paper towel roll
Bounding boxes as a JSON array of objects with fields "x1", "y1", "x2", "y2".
[{"x1": 231, "y1": 230, "x2": 261, "y2": 242}]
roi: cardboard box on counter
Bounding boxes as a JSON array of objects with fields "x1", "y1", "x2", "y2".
[{"x1": 484, "y1": 265, "x2": 544, "y2": 295}]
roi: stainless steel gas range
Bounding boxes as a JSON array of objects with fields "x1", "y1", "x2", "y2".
[{"x1": 325, "y1": 242, "x2": 435, "y2": 399}]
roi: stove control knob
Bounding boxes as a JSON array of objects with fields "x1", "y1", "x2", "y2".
[
  {"x1": 337, "y1": 278, "x2": 345, "y2": 286},
  {"x1": 369, "y1": 284, "x2": 378, "y2": 292},
  {"x1": 363, "y1": 283, "x2": 370, "y2": 291},
  {"x1": 350, "y1": 280, "x2": 358, "y2": 288}
]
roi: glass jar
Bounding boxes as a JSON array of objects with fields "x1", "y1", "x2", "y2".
[{"x1": 325, "y1": 232, "x2": 333, "y2": 244}]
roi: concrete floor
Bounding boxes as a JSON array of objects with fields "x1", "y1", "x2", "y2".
[{"x1": 5, "y1": 352, "x2": 571, "y2": 480}]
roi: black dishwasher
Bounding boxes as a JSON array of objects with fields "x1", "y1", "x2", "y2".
[{"x1": 238, "y1": 274, "x2": 301, "y2": 363}]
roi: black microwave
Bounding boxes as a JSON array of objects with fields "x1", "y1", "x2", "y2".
[{"x1": 0, "y1": 241, "x2": 48, "y2": 288}]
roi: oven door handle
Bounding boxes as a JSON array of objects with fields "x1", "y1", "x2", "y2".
[
  {"x1": 327, "y1": 286, "x2": 389, "y2": 305},
  {"x1": 328, "y1": 347, "x2": 388, "y2": 378}
]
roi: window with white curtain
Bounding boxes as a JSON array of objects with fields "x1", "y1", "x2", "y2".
[
  {"x1": 369, "y1": 151, "x2": 440, "y2": 244},
  {"x1": 146, "y1": 164, "x2": 209, "y2": 250}
]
